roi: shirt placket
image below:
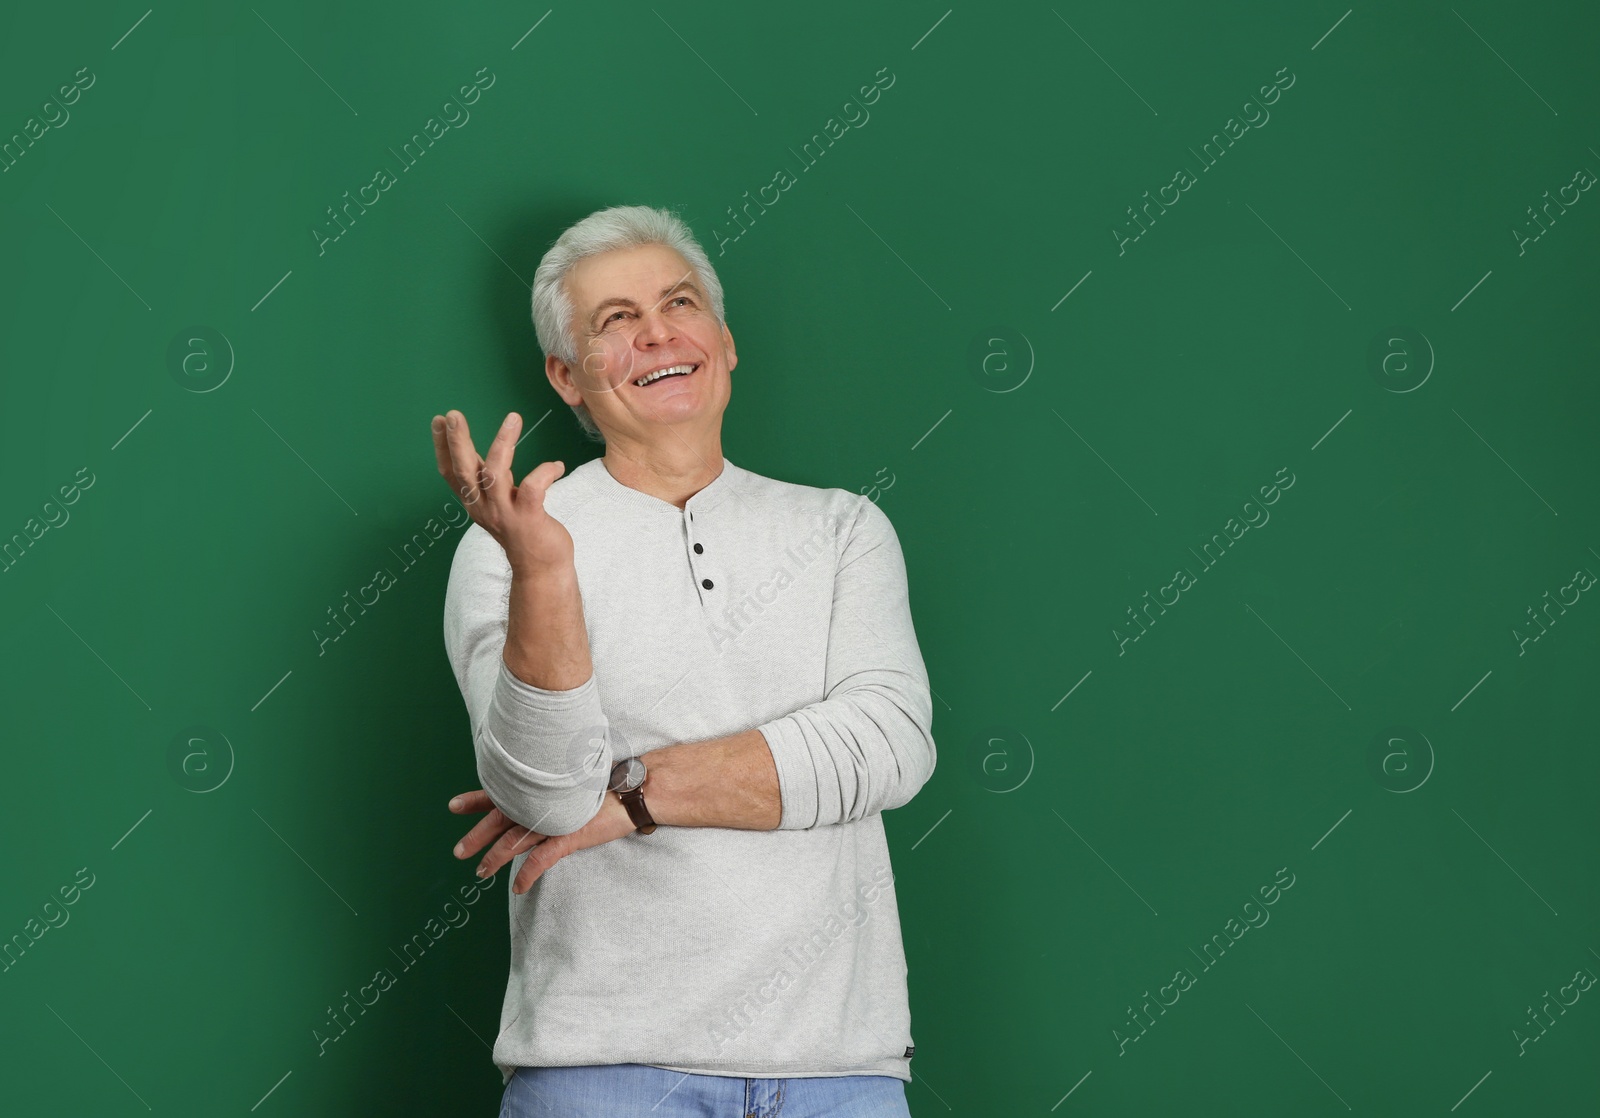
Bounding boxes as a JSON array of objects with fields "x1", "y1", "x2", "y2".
[{"x1": 685, "y1": 507, "x2": 716, "y2": 607}]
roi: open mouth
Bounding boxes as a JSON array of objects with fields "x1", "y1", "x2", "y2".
[{"x1": 633, "y1": 362, "x2": 699, "y2": 388}]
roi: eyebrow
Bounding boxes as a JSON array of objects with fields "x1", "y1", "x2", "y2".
[{"x1": 587, "y1": 278, "x2": 703, "y2": 330}]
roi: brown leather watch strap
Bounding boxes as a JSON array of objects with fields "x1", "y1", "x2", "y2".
[{"x1": 618, "y1": 785, "x2": 657, "y2": 834}]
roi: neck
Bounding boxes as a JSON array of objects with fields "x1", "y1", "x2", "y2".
[{"x1": 601, "y1": 436, "x2": 725, "y2": 510}]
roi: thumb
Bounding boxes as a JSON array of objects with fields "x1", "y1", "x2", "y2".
[{"x1": 519, "y1": 460, "x2": 566, "y2": 490}]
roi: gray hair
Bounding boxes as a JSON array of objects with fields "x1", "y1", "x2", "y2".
[{"x1": 530, "y1": 205, "x2": 727, "y2": 443}]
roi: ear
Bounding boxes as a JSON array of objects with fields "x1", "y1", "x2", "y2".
[
  {"x1": 546, "y1": 352, "x2": 585, "y2": 406},
  {"x1": 721, "y1": 321, "x2": 738, "y2": 374}
]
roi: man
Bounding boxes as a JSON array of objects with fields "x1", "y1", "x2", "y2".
[{"x1": 431, "y1": 204, "x2": 935, "y2": 1117}]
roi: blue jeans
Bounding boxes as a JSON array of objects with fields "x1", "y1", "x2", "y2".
[{"x1": 499, "y1": 1063, "x2": 913, "y2": 1117}]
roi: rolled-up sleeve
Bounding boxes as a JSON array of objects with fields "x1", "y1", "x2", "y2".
[
  {"x1": 442, "y1": 524, "x2": 612, "y2": 836},
  {"x1": 756, "y1": 496, "x2": 937, "y2": 829}
]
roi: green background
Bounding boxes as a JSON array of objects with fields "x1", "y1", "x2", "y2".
[{"x1": 2, "y1": 2, "x2": 1597, "y2": 1114}]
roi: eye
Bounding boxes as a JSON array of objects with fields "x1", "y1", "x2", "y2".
[
  {"x1": 603, "y1": 310, "x2": 630, "y2": 325},
  {"x1": 669, "y1": 295, "x2": 693, "y2": 308}
]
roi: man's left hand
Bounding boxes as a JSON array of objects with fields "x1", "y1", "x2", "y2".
[{"x1": 448, "y1": 789, "x2": 638, "y2": 894}]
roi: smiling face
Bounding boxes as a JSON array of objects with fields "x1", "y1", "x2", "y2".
[{"x1": 546, "y1": 242, "x2": 736, "y2": 447}]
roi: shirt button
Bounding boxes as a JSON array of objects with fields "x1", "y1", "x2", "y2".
[
  {"x1": 693, "y1": 543, "x2": 703, "y2": 554},
  {"x1": 701, "y1": 578, "x2": 713, "y2": 590}
]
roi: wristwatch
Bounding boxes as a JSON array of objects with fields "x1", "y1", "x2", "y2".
[{"x1": 608, "y1": 757, "x2": 657, "y2": 834}]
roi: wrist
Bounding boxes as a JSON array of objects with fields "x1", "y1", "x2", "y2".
[
  {"x1": 508, "y1": 553, "x2": 575, "y2": 583},
  {"x1": 637, "y1": 749, "x2": 676, "y2": 827},
  {"x1": 609, "y1": 757, "x2": 659, "y2": 834}
]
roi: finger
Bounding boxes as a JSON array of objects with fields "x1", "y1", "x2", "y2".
[
  {"x1": 517, "y1": 460, "x2": 567, "y2": 503},
  {"x1": 433, "y1": 414, "x2": 476, "y2": 505},
  {"x1": 454, "y1": 806, "x2": 516, "y2": 861},
  {"x1": 443, "y1": 410, "x2": 485, "y2": 506},
  {"x1": 478, "y1": 823, "x2": 546, "y2": 879},
  {"x1": 513, "y1": 837, "x2": 566, "y2": 894},
  {"x1": 447, "y1": 790, "x2": 495, "y2": 815},
  {"x1": 482, "y1": 412, "x2": 521, "y2": 495},
  {"x1": 435, "y1": 411, "x2": 470, "y2": 500},
  {"x1": 430, "y1": 415, "x2": 455, "y2": 481}
]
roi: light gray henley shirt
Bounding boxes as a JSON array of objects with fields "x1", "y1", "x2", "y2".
[{"x1": 441, "y1": 454, "x2": 936, "y2": 1085}]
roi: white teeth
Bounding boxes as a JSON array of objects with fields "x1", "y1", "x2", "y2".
[{"x1": 634, "y1": 363, "x2": 694, "y2": 387}]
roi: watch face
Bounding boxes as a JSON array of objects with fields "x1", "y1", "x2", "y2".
[{"x1": 609, "y1": 756, "x2": 646, "y2": 793}]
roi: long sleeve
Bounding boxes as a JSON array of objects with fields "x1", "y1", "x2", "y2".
[
  {"x1": 755, "y1": 495, "x2": 937, "y2": 829},
  {"x1": 442, "y1": 523, "x2": 612, "y2": 836},
  {"x1": 442, "y1": 457, "x2": 925, "y2": 1084}
]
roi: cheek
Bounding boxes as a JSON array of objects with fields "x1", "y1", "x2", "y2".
[{"x1": 578, "y1": 341, "x2": 639, "y2": 392}]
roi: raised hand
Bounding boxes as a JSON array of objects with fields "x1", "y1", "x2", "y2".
[{"x1": 430, "y1": 409, "x2": 572, "y2": 572}]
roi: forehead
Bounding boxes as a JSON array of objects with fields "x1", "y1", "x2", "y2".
[{"x1": 566, "y1": 243, "x2": 699, "y2": 310}]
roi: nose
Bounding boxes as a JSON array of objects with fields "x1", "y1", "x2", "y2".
[{"x1": 632, "y1": 303, "x2": 678, "y2": 348}]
